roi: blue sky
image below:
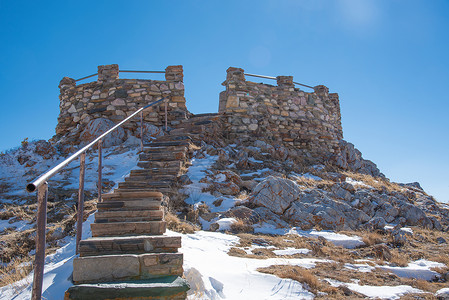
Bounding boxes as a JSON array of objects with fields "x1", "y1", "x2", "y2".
[{"x1": 0, "y1": 0, "x2": 448, "y2": 202}]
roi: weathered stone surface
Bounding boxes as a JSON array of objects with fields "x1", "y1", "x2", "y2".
[
  {"x1": 91, "y1": 221, "x2": 166, "y2": 237},
  {"x1": 55, "y1": 64, "x2": 187, "y2": 148},
  {"x1": 248, "y1": 176, "x2": 301, "y2": 215},
  {"x1": 72, "y1": 253, "x2": 183, "y2": 284},
  {"x1": 214, "y1": 182, "x2": 240, "y2": 195},
  {"x1": 80, "y1": 118, "x2": 125, "y2": 147},
  {"x1": 336, "y1": 140, "x2": 383, "y2": 177},
  {"x1": 64, "y1": 276, "x2": 189, "y2": 300}
]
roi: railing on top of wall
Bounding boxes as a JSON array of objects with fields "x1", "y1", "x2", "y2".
[
  {"x1": 26, "y1": 97, "x2": 169, "y2": 300},
  {"x1": 244, "y1": 73, "x2": 315, "y2": 90},
  {"x1": 75, "y1": 70, "x2": 166, "y2": 82}
]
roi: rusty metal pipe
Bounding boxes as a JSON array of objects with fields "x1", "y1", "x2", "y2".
[{"x1": 31, "y1": 182, "x2": 48, "y2": 300}]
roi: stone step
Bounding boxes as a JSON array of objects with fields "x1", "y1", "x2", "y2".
[
  {"x1": 72, "y1": 253, "x2": 183, "y2": 284},
  {"x1": 118, "y1": 181, "x2": 172, "y2": 189},
  {"x1": 130, "y1": 168, "x2": 182, "y2": 176},
  {"x1": 143, "y1": 141, "x2": 190, "y2": 148},
  {"x1": 142, "y1": 145, "x2": 188, "y2": 153},
  {"x1": 91, "y1": 221, "x2": 166, "y2": 237},
  {"x1": 169, "y1": 127, "x2": 203, "y2": 136},
  {"x1": 153, "y1": 135, "x2": 192, "y2": 142},
  {"x1": 65, "y1": 276, "x2": 189, "y2": 300},
  {"x1": 79, "y1": 235, "x2": 181, "y2": 257},
  {"x1": 137, "y1": 160, "x2": 183, "y2": 169},
  {"x1": 181, "y1": 113, "x2": 220, "y2": 123},
  {"x1": 95, "y1": 209, "x2": 164, "y2": 223},
  {"x1": 139, "y1": 151, "x2": 186, "y2": 162},
  {"x1": 112, "y1": 187, "x2": 173, "y2": 194},
  {"x1": 102, "y1": 191, "x2": 163, "y2": 200},
  {"x1": 125, "y1": 174, "x2": 177, "y2": 182},
  {"x1": 97, "y1": 200, "x2": 162, "y2": 211}
]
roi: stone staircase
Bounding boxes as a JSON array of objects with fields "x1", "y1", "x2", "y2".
[{"x1": 65, "y1": 113, "x2": 222, "y2": 300}]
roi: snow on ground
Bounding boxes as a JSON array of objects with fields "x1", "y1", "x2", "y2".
[
  {"x1": 326, "y1": 278, "x2": 423, "y2": 299},
  {"x1": 167, "y1": 230, "x2": 322, "y2": 299},
  {"x1": 0, "y1": 213, "x2": 95, "y2": 300},
  {"x1": 0, "y1": 144, "x2": 140, "y2": 203},
  {"x1": 0, "y1": 219, "x2": 33, "y2": 232},
  {"x1": 344, "y1": 263, "x2": 375, "y2": 273},
  {"x1": 273, "y1": 248, "x2": 311, "y2": 256},
  {"x1": 289, "y1": 228, "x2": 365, "y2": 249},
  {"x1": 380, "y1": 259, "x2": 445, "y2": 280},
  {"x1": 290, "y1": 172, "x2": 322, "y2": 181},
  {"x1": 345, "y1": 177, "x2": 373, "y2": 189}
]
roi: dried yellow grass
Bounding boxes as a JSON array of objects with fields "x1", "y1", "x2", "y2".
[{"x1": 165, "y1": 211, "x2": 199, "y2": 234}]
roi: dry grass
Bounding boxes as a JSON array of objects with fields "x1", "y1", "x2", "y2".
[
  {"x1": 342, "y1": 171, "x2": 404, "y2": 193},
  {"x1": 229, "y1": 218, "x2": 254, "y2": 233},
  {"x1": 257, "y1": 265, "x2": 321, "y2": 292},
  {"x1": 291, "y1": 176, "x2": 334, "y2": 190},
  {"x1": 362, "y1": 231, "x2": 385, "y2": 246},
  {"x1": 165, "y1": 211, "x2": 199, "y2": 234},
  {"x1": 389, "y1": 249, "x2": 409, "y2": 267},
  {"x1": 0, "y1": 257, "x2": 32, "y2": 287}
]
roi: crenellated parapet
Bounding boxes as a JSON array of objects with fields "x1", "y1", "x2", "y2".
[
  {"x1": 55, "y1": 64, "x2": 187, "y2": 139},
  {"x1": 219, "y1": 67, "x2": 343, "y2": 160}
]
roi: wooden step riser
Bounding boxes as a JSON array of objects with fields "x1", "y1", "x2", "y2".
[
  {"x1": 97, "y1": 200, "x2": 161, "y2": 211},
  {"x1": 72, "y1": 253, "x2": 183, "y2": 284},
  {"x1": 79, "y1": 236, "x2": 181, "y2": 257},
  {"x1": 91, "y1": 221, "x2": 166, "y2": 237}
]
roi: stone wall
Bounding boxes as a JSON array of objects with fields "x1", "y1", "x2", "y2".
[
  {"x1": 219, "y1": 67, "x2": 343, "y2": 160},
  {"x1": 54, "y1": 64, "x2": 187, "y2": 140}
]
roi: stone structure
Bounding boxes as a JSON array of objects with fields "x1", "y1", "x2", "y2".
[
  {"x1": 54, "y1": 64, "x2": 344, "y2": 163},
  {"x1": 55, "y1": 64, "x2": 187, "y2": 141},
  {"x1": 219, "y1": 67, "x2": 343, "y2": 160}
]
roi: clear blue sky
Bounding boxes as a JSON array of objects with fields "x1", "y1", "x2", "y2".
[{"x1": 0, "y1": 0, "x2": 448, "y2": 202}]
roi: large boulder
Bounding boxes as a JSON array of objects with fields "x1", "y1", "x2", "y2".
[
  {"x1": 336, "y1": 140, "x2": 384, "y2": 177},
  {"x1": 248, "y1": 176, "x2": 301, "y2": 215},
  {"x1": 283, "y1": 191, "x2": 370, "y2": 230}
]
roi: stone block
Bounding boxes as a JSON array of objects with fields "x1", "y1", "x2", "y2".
[{"x1": 72, "y1": 253, "x2": 183, "y2": 284}]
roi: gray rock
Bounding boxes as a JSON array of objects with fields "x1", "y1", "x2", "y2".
[
  {"x1": 391, "y1": 229, "x2": 407, "y2": 246},
  {"x1": 374, "y1": 202, "x2": 399, "y2": 223},
  {"x1": 248, "y1": 176, "x2": 301, "y2": 215},
  {"x1": 365, "y1": 217, "x2": 386, "y2": 231},
  {"x1": 249, "y1": 207, "x2": 289, "y2": 228},
  {"x1": 282, "y1": 190, "x2": 369, "y2": 230},
  {"x1": 436, "y1": 237, "x2": 447, "y2": 244},
  {"x1": 331, "y1": 184, "x2": 353, "y2": 201}
]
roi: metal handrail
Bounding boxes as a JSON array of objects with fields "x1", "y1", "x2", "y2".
[
  {"x1": 244, "y1": 73, "x2": 315, "y2": 90},
  {"x1": 27, "y1": 97, "x2": 167, "y2": 300},
  {"x1": 26, "y1": 97, "x2": 166, "y2": 192},
  {"x1": 74, "y1": 70, "x2": 166, "y2": 82}
]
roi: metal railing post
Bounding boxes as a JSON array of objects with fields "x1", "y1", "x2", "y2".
[
  {"x1": 76, "y1": 152, "x2": 86, "y2": 255},
  {"x1": 97, "y1": 140, "x2": 102, "y2": 203},
  {"x1": 140, "y1": 111, "x2": 144, "y2": 152},
  {"x1": 31, "y1": 182, "x2": 48, "y2": 300}
]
